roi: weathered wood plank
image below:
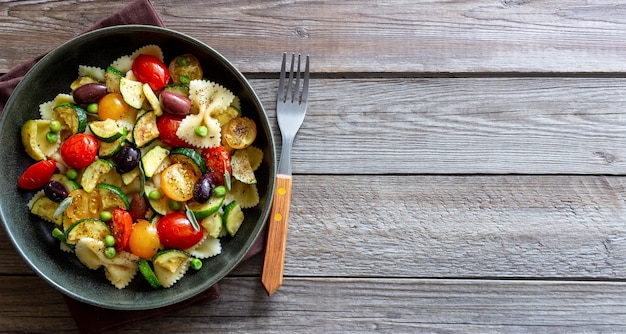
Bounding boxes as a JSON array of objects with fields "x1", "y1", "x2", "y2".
[
  {"x1": 251, "y1": 77, "x2": 626, "y2": 175},
  {"x1": 4, "y1": 175, "x2": 626, "y2": 279},
  {"x1": 2, "y1": 1, "x2": 626, "y2": 73},
  {"x1": 279, "y1": 175, "x2": 626, "y2": 279},
  {"x1": 5, "y1": 77, "x2": 624, "y2": 176},
  {"x1": 2, "y1": 275, "x2": 626, "y2": 333}
]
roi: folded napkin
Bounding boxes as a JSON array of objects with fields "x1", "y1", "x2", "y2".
[{"x1": 0, "y1": 0, "x2": 265, "y2": 333}]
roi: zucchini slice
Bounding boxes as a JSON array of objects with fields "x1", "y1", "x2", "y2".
[
  {"x1": 143, "y1": 181, "x2": 170, "y2": 216},
  {"x1": 98, "y1": 126, "x2": 127, "y2": 158},
  {"x1": 97, "y1": 183, "x2": 130, "y2": 210},
  {"x1": 200, "y1": 212, "x2": 223, "y2": 239},
  {"x1": 53, "y1": 102, "x2": 87, "y2": 135},
  {"x1": 187, "y1": 195, "x2": 224, "y2": 220},
  {"x1": 223, "y1": 200, "x2": 244, "y2": 237},
  {"x1": 143, "y1": 83, "x2": 163, "y2": 116},
  {"x1": 64, "y1": 218, "x2": 110, "y2": 246},
  {"x1": 152, "y1": 249, "x2": 191, "y2": 288},
  {"x1": 132, "y1": 111, "x2": 160, "y2": 148},
  {"x1": 119, "y1": 77, "x2": 145, "y2": 109},
  {"x1": 230, "y1": 149, "x2": 257, "y2": 184},
  {"x1": 80, "y1": 159, "x2": 114, "y2": 193},
  {"x1": 21, "y1": 119, "x2": 60, "y2": 161},
  {"x1": 141, "y1": 145, "x2": 169, "y2": 178},
  {"x1": 169, "y1": 147, "x2": 206, "y2": 176},
  {"x1": 104, "y1": 66, "x2": 123, "y2": 93},
  {"x1": 30, "y1": 195, "x2": 64, "y2": 226},
  {"x1": 50, "y1": 173, "x2": 80, "y2": 192},
  {"x1": 163, "y1": 83, "x2": 189, "y2": 97},
  {"x1": 89, "y1": 119, "x2": 124, "y2": 143},
  {"x1": 138, "y1": 259, "x2": 161, "y2": 289}
]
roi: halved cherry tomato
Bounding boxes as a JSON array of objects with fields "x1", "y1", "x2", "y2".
[
  {"x1": 156, "y1": 212, "x2": 203, "y2": 249},
  {"x1": 222, "y1": 117, "x2": 257, "y2": 149},
  {"x1": 160, "y1": 163, "x2": 198, "y2": 202},
  {"x1": 60, "y1": 133, "x2": 99, "y2": 169},
  {"x1": 18, "y1": 159, "x2": 57, "y2": 190},
  {"x1": 157, "y1": 113, "x2": 190, "y2": 147},
  {"x1": 129, "y1": 219, "x2": 160, "y2": 259},
  {"x1": 110, "y1": 208, "x2": 133, "y2": 252},
  {"x1": 98, "y1": 92, "x2": 130, "y2": 120},
  {"x1": 201, "y1": 146, "x2": 232, "y2": 186},
  {"x1": 63, "y1": 189, "x2": 102, "y2": 228},
  {"x1": 132, "y1": 54, "x2": 170, "y2": 92}
]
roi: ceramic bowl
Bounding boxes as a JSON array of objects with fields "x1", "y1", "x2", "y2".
[{"x1": 0, "y1": 25, "x2": 275, "y2": 310}]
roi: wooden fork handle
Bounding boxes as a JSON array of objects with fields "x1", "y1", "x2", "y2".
[{"x1": 261, "y1": 174, "x2": 293, "y2": 296}]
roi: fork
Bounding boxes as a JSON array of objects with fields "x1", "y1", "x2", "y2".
[{"x1": 261, "y1": 53, "x2": 310, "y2": 296}]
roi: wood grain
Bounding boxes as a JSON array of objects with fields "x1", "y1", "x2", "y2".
[
  {"x1": 3, "y1": 1, "x2": 626, "y2": 73},
  {"x1": 2, "y1": 276, "x2": 626, "y2": 333},
  {"x1": 250, "y1": 77, "x2": 626, "y2": 175},
  {"x1": 2, "y1": 0, "x2": 626, "y2": 332},
  {"x1": 262, "y1": 174, "x2": 293, "y2": 295}
]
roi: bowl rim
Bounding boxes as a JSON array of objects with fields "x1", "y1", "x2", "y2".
[{"x1": 0, "y1": 24, "x2": 276, "y2": 310}]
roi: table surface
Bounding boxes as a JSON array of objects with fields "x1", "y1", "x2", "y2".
[{"x1": 3, "y1": 0, "x2": 626, "y2": 332}]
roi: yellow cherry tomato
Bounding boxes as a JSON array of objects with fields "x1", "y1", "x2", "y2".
[
  {"x1": 129, "y1": 219, "x2": 160, "y2": 259},
  {"x1": 63, "y1": 189, "x2": 102, "y2": 229},
  {"x1": 160, "y1": 163, "x2": 198, "y2": 202},
  {"x1": 98, "y1": 92, "x2": 130, "y2": 120},
  {"x1": 222, "y1": 117, "x2": 257, "y2": 149}
]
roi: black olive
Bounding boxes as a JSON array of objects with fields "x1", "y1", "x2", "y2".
[
  {"x1": 73, "y1": 83, "x2": 108, "y2": 104},
  {"x1": 44, "y1": 181, "x2": 68, "y2": 202},
  {"x1": 193, "y1": 173, "x2": 216, "y2": 203},
  {"x1": 113, "y1": 145, "x2": 141, "y2": 174}
]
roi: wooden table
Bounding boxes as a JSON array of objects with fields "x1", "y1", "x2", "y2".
[{"x1": 2, "y1": 0, "x2": 626, "y2": 332}]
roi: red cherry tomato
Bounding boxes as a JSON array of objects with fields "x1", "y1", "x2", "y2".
[
  {"x1": 132, "y1": 54, "x2": 170, "y2": 91},
  {"x1": 157, "y1": 113, "x2": 191, "y2": 147},
  {"x1": 110, "y1": 208, "x2": 133, "y2": 252},
  {"x1": 18, "y1": 159, "x2": 57, "y2": 190},
  {"x1": 201, "y1": 146, "x2": 232, "y2": 186},
  {"x1": 60, "y1": 133, "x2": 99, "y2": 169},
  {"x1": 156, "y1": 212, "x2": 203, "y2": 250}
]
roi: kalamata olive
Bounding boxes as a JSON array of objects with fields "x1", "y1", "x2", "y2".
[
  {"x1": 193, "y1": 173, "x2": 216, "y2": 203},
  {"x1": 73, "y1": 83, "x2": 108, "y2": 104},
  {"x1": 112, "y1": 145, "x2": 141, "y2": 174},
  {"x1": 44, "y1": 181, "x2": 69, "y2": 202},
  {"x1": 160, "y1": 91, "x2": 191, "y2": 116},
  {"x1": 129, "y1": 193, "x2": 148, "y2": 221}
]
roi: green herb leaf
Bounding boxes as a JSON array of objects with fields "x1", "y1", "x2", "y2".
[
  {"x1": 185, "y1": 204, "x2": 201, "y2": 231},
  {"x1": 54, "y1": 196, "x2": 73, "y2": 218},
  {"x1": 224, "y1": 160, "x2": 231, "y2": 191},
  {"x1": 138, "y1": 163, "x2": 146, "y2": 197}
]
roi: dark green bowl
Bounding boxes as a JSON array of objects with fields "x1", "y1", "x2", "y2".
[{"x1": 0, "y1": 25, "x2": 275, "y2": 310}]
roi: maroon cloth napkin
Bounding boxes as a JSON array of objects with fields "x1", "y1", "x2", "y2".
[{"x1": 0, "y1": 0, "x2": 266, "y2": 333}]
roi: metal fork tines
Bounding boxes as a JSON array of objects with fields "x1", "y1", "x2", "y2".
[
  {"x1": 276, "y1": 53, "x2": 309, "y2": 175},
  {"x1": 262, "y1": 53, "x2": 310, "y2": 296}
]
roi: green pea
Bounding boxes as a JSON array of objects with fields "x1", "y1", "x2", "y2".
[
  {"x1": 87, "y1": 103, "x2": 99, "y2": 114},
  {"x1": 190, "y1": 258, "x2": 202, "y2": 270},
  {"x1": 104, "y1": 246, "x2": 117, "y2": 259},
  {"x1": 148, "y1": 189, "x2": 161, "y2": 200},
  {"x1": 104, "y1": 235, "x2": 116, "y2": 247},
  {"x1": 180, "y1": 75, "x2": 190, "y2": 84},
  {"x1": 46, "y1": 132, "x2": 58, "y2": 143},
  {"x1": 169, "y1": 200, "x2": 182, "y2": 211},
  {"x1": 66, "y1": 169, "x2": 78, "y2": 180},
  {"x1": 213, "y1": 185, "x2": 226, "y2": 197},
  {"x1": 100, "y1": 210, "x2": 112, "y2": 222},
  {"x1": 177, "y1": 56, "x2": 189, "y2": 67},
  {"x1": 49, "y1": 120, "x2": 61, "y2": 133},
  {"x1": 194, "y1": 125, "x2": 208, "y2": 137}
]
